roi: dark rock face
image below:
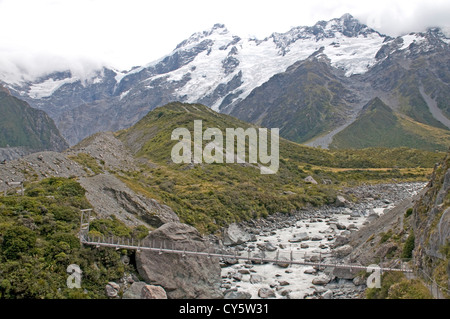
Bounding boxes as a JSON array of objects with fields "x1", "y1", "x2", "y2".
[
  {"x1": 0, "y1": 85, "x2": 68, "y2": 159},
  {"x1": 230, "y1": 55, "x2": 355, "y2": 144},
  {"x1": 136, "y1": 222, "x2": 223, "y2": 299},
  {"x1": 413, "y1": 154, "x2": 450, "y2": 275}
]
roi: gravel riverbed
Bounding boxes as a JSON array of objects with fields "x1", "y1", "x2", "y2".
[{"x1": 218, "y1": 182, "x2": 426, "y2": 299}]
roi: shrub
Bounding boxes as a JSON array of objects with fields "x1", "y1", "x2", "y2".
[
  {"x1": 1, "y1": 225, "x2": 37, "y2": 260},
  {"x1": 405, "y1": 208, "x2": 413, "y2": 218},
  {"x1": 387, "y1": 279, "x2": 432, "y2": 299},
  {"x1": 57, "y1": 180, "x2": 86, "y2": 197},
  {"x1": 402, "y1": 232, "x2": 415, "y2": 259}
]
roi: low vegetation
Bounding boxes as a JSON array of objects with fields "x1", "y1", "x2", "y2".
[
  {"x1": 366, "y1": 272, "x2": 432, "y2": 299},
  {"x1": 116, "y1": 102, "x2": 443, "y2": 234},
  {"x1": 0, "y1": 177, "x2": 143, "y2": 299}
]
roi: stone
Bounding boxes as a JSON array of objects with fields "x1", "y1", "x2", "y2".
[
  {"x1": 279, "y1": 289, "x2": 291, "y2": 297},
  {"x1": 258, "y1": 288, "x2": 276, "y2": 298},
  {"x1": 250, "y1": 274, "x2": 265, "y2": 284},
  {"x1": 289, "y1": 232, "x2": 310, "y2": 242},
  {"x1": 120, "y1": 255, "x2": 130, "y2": 265},
  {"x1": 322, "y1": 290, "x2": 333, "y2": 299},
  {"x1": 304, "y1": 176, "x2": 318, "y2": 184},
  {"x1": 221, "y1": 257, "x2": 239, "y2": 266},
  {"x1": 79, "y1": 173, "x2": 179, "y2": 229},
  {"x1": 265, "y1": 242, "x2": 278, "y2": 252},
  {"x1": 135, "y1": 222, "x2": 223, "y2": 299},
  {"x1": 336, "y1": 223, "x2": 347, "y2": 230},
  {"x1": 232, "y1": 272, "x2": 243, "y2": 281},
  {"x1": 141, "y1": 285, "x2": 167, "y2": 299},
  {"x1": 304, "y1": 268, "x2": 317, "y2": 274},
  {"x1": 223, "y1": 223, "x2": 252, "y2": 246},
  {"x1": 312, "y1": 276, "x2": 330, "y2": 286},
  {"x1": 274, "y1": 257, "x2": 290, "y2": 268},
  {"x1": 335, "y1": 195, "x2": 348, "y2": 207},
  {"x1": 333, "y1": 236, "x2": 349, "y2": 249},
  {"x1": 353, "y1": 276, "x2": 366, "y2": 286},
  {"x1": 350, "y1": 211, "x2": 361, "y2": 218},
  {"x1": 105, "y1": 282, "x2": 120, "y2": 298},
  {"x1": 238, "y1": 269, "x2": 251, "y2": 275},
  {"x1": 332, "y1": 267, "x2": 357, "y2": 280},
  {"x1": 224, "y1": 291, "x2": 252, "y2": 299},
  {"x1": 334, "y1": 244, "x2": 353, "y2": 258},
  {"x1": 306, "y1": 255, "x2": 323, "y2": 262}
]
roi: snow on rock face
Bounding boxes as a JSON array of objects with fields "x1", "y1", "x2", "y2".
[
  {"x1": 144, "y1": 15, "x2": 388, "y2": 111},
  {"x1": 28, "y1": 77, "x2": 79, "y2": 99}
]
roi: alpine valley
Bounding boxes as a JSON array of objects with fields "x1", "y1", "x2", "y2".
[
  {"x1": 1, "y1": 14, "x2": 449, "y2": 150},
  {"x1": 0, "y1": 14, "x2": 449, "y2": 301}
]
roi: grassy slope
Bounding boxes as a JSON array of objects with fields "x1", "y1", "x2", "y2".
[
  {"x1": 330, "y1": 98, "x2": 450, "y2": 151},
  {"x1": 0, "y1": 89, "x2": 66, "y2": 150},
  {"x1": 116, "y1": 102, "x2": 445, "y2": 234}
]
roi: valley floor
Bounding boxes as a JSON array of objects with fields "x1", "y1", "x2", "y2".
[{"x1": 218, "y1": 182, "x2": 426, "y2": 299}]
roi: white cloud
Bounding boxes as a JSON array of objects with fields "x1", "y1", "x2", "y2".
[{"x1": 0, "y1": 0, "x2": 449, "y2": 81}]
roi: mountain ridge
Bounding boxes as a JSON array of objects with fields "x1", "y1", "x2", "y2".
[
  {"x1": 1, "y1": 14, "x2": 449, "y2": 148},
  {"x1": 0, "y1": 84, "x2": 68, "y2": 160}
]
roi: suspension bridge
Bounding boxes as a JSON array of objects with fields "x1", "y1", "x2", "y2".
[{"x1": 78, "y1": 209, "x2": 413, "y2": 274}]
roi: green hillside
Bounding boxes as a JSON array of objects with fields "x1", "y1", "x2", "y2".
[
  {"x1": 116, "y1": 102, "x2": 444, "y2": 233},
  {"x1": 330, "y1": 98, "x2": 450, "y2": 151},
  {"x1": 0, "y1": 85, "x2": 68, "y2": 151},
  {"x1": 0, "y1": 177, "x2": 146, "y2": 298}
]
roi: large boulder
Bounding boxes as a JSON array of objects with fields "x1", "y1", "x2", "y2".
[
  {"x1": 122, "y1": 282, "x2": 168, "y2": 299},
  {"x1": 289, "y1": 232, "x2": 310, "y2": 243},
  {"x1": 335, "y1": 195, "x2": 348, "y2": 207},
  {"x1": 136, "y1": 222, "x2": 223, "y2": 299},
  {"x1": 332, "y1": 267, "x2": 357, "y2": 280},
  {"x1": 304, "y1": 176, "x2": 318, "y2": 184},
  {"x1": 79, "y1": 173, "x2": 179, "y2": 228},
  {"x1": 258, "y1": 288, "x2": 276, "y2": 298},
  {"x1": 222, "y1": 223, "x2": 252, "y2": 246},
  {"x1": 312, "y1": 276, "x2": 330, "y2": 286},
  {"x1": 333, "y1": 244, "x2": 353, "y2": 258}
]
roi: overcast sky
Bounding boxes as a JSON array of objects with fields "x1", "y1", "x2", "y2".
[{"x1": 1, "y1": 0, "x2": 450, "y2": 81}]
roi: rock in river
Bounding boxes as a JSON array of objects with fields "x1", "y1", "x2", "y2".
[{"x1": 136, "y1": 222, "x2": 223, "y2": 299}]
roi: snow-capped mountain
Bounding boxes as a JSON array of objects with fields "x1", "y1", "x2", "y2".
[
  {"x1": 1, "y1": 14, "x2": 449, "y2": 147},
  {"x1": 116, "y1": 14, "x2": 387, "y2": 113}
]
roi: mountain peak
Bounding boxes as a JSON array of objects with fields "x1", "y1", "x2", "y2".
[
  {"x1": 0, "y1": 83, "x2": 11, "y2": 95},
  {"x1": 338, "y1": 13, "x2": 355, "y2": 21},
  {"x1": 175, "y1": 23, "x2": 230, "y2": 50}
]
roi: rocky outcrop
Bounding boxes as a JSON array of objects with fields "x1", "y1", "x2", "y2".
[
  {"x1": 0, "y1": 151, "x2": 88, "y2": 194},
  {"x1": 65, "y1": 132, "x2": 139, "y2": 173},
  {"x1": 412, "y1": 153, "x2": 450, "y2": 295},
  {"x1": 136, "y1": 222, "x2": 223, "y2": 299},
  {"x1": 0, "y1": 85, "x2": 69, "y2": 153},
  {"x1": 78, "y1": 173, "x2": 179, "y2": 228}
]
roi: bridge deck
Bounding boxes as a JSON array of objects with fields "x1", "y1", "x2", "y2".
[{"x1": 80, "y1": 235, "x2": 412, "y2": 273}]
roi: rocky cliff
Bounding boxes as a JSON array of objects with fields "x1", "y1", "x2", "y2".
[
  {"x1": 0, "y1": 84, "x2": 68, "y2": 160},
  {"x1": 412, "y1": 152, "x2": 450, "y2": 296}
]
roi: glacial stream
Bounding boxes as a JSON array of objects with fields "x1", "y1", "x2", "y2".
[{"x1": 220, "y1": 182, "x2": 426, "y2": 299}]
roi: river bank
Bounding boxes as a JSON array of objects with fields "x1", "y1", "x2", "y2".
[{"x1": 218, "y1": 182, "x2": 426, "y2": 299}]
